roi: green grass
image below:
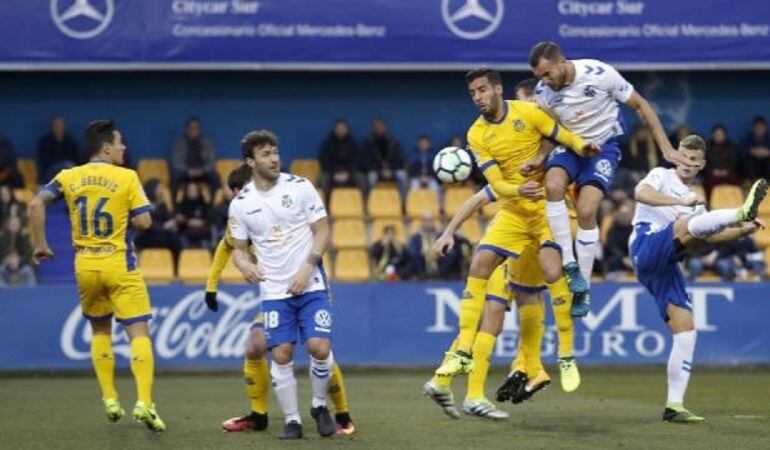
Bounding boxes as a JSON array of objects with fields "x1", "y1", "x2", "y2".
[{"x1": 2, "y1": 367, "x2": 769, "y2": 449}]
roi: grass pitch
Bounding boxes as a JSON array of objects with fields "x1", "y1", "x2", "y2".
[{"x1": 2, "y1": 367, "x2": 769, "y2": 449}]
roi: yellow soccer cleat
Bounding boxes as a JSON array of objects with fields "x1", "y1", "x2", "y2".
[
  {"x1": 558, "y1": 357, "x2": 581, "y2": 393},
  {"x1": 663, "y1": 403, "x2": 706, "y2": 424},
  {"x1": 103, "y1": 398, "x2": 125, "y2": 423},
  {"x1": 133, "y1": 401, "x2": 166, "y2": 432},
  {"x1": 737, "y1": 179, "x2": 769, "y2": 222},
  {"x1": 434, "y1": 351, "x2": 475, "y2": 377}
]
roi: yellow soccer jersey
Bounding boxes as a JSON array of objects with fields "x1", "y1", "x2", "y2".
[
  {"x1": 43, "y1": 161, "x2": 151, "y2": 271},
  {"x1": 467, "y1": 100, "x2": 586, "y2": 214}
]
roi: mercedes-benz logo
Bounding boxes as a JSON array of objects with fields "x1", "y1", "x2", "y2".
[
  {"x1": 442, "y1": 0, "x2": 504, "y2": 40},
  {"x1": 50, "y1": 0, "x2": 114, "y2": 40}
]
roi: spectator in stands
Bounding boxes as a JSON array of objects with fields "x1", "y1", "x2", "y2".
[
  {"x1": 362, "y1": 119, "x2": 407, "y2": 197},
  {"x1": 407, "y1": 134, "x2": 440, "y2": 196},
  {"x1": 0, "y1": 250, "x2": 36, "y2": 287},
  {"x1": 0, "y1": 213, "x2": 35, "y2": 287},
  {"x1": 134, "y1": 179, "x2": 181, "y2": 257},
  {"x1": 371, "y1": 225, "x2": 412, "y2": 281},
  {"x1": 686, "y1": 238, "x2": 765, "y2": 281},
  {"x1": 603, "y1": 200, "x2": 635, "y2": 281},
  {"x1": 669, "y1": 124, "x2": 692, "y2": 150},
  {"x1": 0, "y1": 185, "x2": 26, "y2": 226},
  {"x1": 741, "y1": 116, "x2": 770, "y2": 179},
  {"x1": 318, "y1": 119, "x2": 366, "y2": 198},
  {"x1": 175, "y1": 181, "x2": 212, "y2": 248},
  {"x1": 615, "y1": 125, "x2": 659, "y2": 195},
  {"x1": 704, "y1": 124, "x2": 740, "y2": 194},
  {"x1": 37, "y1": 116, "x2": 80, "y2": 181},
  {"x1": 407, "y1": 213, "x2": 440, "y2": 279},
  {"x1": 0, "y1": 133, "x2": 23, "y2": 188},
  {"x1": 171, "y1": 117, "x2": 218, "y2": 189}
]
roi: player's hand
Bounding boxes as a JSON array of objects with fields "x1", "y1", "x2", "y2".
[
  {"x1": 239, "y1": 263, "x2": 265, "y2": 284},
  {"x1": 433, "y1": 233, "x2": 455, "y2": 257},
  {"x1": 580, "y1": 142, "x2": 601, "y2": 157},
  {"x1": 665, "y1": 147, "x2": 698, "y2": 169},
  {"x1": 204, "y1": 291, "x2": 219, "y2": 312},
  {"x1": 754, "y1": 218, "x2": 766, "y2": 230},
  {"x1": 681, "y1": 193, "x2": 706, "y2": 207},
  {"x1": 287, "y1": 263, "x2": 314, "y2": 295},
  {"x1": 519, "y1": 157, "x2": 545, "y2": 176},
  {"x1": 33, "y1": 245, "x2": 54, "y2": 264},
  {"x1": 518, "y1": 180, "x2": 545, "y2": 200}
]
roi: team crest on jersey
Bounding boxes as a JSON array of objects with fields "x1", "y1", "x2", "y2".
[
  {"x1": 596, "y1": 159, "x2": 613, "y2": 181},
  {"x1": 461, "y1": 290, "x2": 473, "y2": 300},
  {"x1": 281, "y1": 194, "x2": 294, "y2": 208},
  {"x1": 512, "y1": 118, "x2": 525, "y2": 131},
  {"x1": 314, "y1": 309, "x2": 332, "y2": 328},
  {"x1": 552, "y1": 296, "x2": 567, "y2": 306},
  {"x1": 583, "y1": 85, "x2": 597, "y2": 98}
]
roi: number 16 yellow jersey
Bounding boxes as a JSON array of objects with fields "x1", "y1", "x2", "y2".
[{"x1": 43, "y1": 161, "x2": 152, "y2": 272}]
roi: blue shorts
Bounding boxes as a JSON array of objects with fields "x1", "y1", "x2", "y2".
[
  {"x1": 260, "y1": 290, "x2": 333, "y2": 349},
  {"x1": 630, "y1": 222, "x2": 692, "y2": 321},
  {"x1": 546, "y1": 139, "x2": 621, "y2": 193}
]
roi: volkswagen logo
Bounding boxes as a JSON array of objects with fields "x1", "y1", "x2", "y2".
[
  {"x1": 442, "y1": 0, "x2": 504, "y2": 40},
  {"x1": 50, "y1": 0, "x2": 114, "y2": 40}
]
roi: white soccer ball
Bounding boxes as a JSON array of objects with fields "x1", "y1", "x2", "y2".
[{"x1": 433, "y1": 146, "x2": 473, "y2": 184}]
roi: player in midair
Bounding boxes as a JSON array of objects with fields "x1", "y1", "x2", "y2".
[
  {"x1": 29, "y1": 120, "x2": 165, "y2": 431},
  {"x1": 229, "y1": 130, "x2": 335, "y2": 440},
  {"x1": 630, "y1": 134, "x2": 768, "y2": 423},
  {"x1": 529, "y1": 41, "x2": 694, "y2": 317}
]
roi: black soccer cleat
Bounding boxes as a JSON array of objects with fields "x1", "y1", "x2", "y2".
[
  {"x1": 496, "y1": 371, "x2": 528, "y2": 403},
  {"x1": 279, "y1": 420, "x2": 303, "y2": 440},
  {"x1": 310, "y1": 406, "x2": 336, "y2": 437}
]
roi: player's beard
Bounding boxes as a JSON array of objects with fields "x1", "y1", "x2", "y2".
[{"x1": 256, "y1": 164, "x2": 280, "y2": 182}]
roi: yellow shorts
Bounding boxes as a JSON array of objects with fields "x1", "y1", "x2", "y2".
[
  {"x1": 479, "y1": 209, "x2": 558, "y2": 259},
  {"x1": 76, "y1": 269, "x2": 152, "y2": 324},
  {"x1": 485, "y1": 246, "x2": 546, "y2": 310}
]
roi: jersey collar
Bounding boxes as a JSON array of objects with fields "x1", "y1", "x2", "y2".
[{"x1": 484, "y1": 101, "x2": 509, "y2": 125}]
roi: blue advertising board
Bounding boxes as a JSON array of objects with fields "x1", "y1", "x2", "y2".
[
  {"x1": 0, "y1": 1, "x2": 769, "y2": 69},
  {"x1": 0, "y1": 282, "x2": 768, "y2": 370}
]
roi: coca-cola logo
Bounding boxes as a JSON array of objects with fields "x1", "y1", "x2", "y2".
[{"x1": 60, "y1": 290, "x2": 261, "y2": 361}]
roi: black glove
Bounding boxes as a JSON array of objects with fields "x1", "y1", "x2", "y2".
[{"x1": 205, "y1": 291, "x2": 218, "y2": 312}]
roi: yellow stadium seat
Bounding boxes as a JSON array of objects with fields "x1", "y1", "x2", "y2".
[
  {"x1": 367, "y1": 186, "x2": 402, "y2": 219},
  {"x1": 332, "y1": 219, "x2": 367, "y2": 249},
  {"x1": 710, "y1": 185, "x2": 743, "y2": 210},
  {"x1": 323, "y1": 253, "x2": 334, "y2": 281},
  {"x1": 137, "y1": 159, "x2": 170, "y2": 187},
  {"x1": 482, "y1": 199, "x2": 502, "y2": 219},
  {"x1": 216, "y1": 159, "x2": 241, "y2": 186},
  {"x1": 12, "y1": 188, "x2": 34, "y2": 205},
  {"x1": 139, "y1": 249, "x2": 175, "y2": 284},
  {"x1": 444, "y1": 186, "x2": 475, "y2": 217},
  {"x1": 691, "y1": 184, "x2": 706, "y2": 204},
  {"x1": 334, "y1": 249, "x2": 370, "y2": 282},
  {"x1": 458, "y1": 218, "x2": 482, "y2": 244},
  {"x1": 371, "y1": 219, "x2": 406, "y2": 243},
  {"x1": 17, "y1": 159, "x2": 37, "y2": 189},
  {"x1": 406, "y1": 188, "x2": 440, "y2": 219},
  {"x1": 329, "y1": 187, "x2": 364, "y2": 219},
  {"x1": 178, "y1": 249, "x2": 212, "y2": 284},
  {"x1": 220, "y1": 258, "x2": 244, "y2": 284},
  {"x1": 754, "y1": 226, "x2": 770, "y2": 248},
  {"x1": 290, "y1": 159, "x2": 321, "y2": 184},
  {"x1": 759, "y1": 193, "x2": 770, "y2": 219}
]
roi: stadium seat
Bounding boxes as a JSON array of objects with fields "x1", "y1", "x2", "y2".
[
  {"x1": 334, "y1": 249, "x2": 370, "y2": 282},
  {"x1": 367, "y1": 186, "x2": 402, "y2": 219},
  {"x1": 220, "y1": 258, "x2": 244, "y2": 284},
  {"x1": 329, "y1": 187, "x2": 364, "y2": 219},
  {"x1": 290, "y1": 159, "x2": 320, "y2": 184},
  {"x1": 215, "y1": 159, "x2": 241, "y2": 185},
  {"x1": 710, "y1": 185, "x2": 743, "y2": 210},
  {"x1": 371, "y1": 219, "x2": 406, "y2": 243},
  {"x1": 137, "y1": 159, "x2": 170, "y2": 187},
  {"x1": 12, "y1": 188, "x2": 33, "y2": 205},
  {"x1": 691, "y1": 184, "x2": 707, "y2": 205},
  {"x1": 482, "y1": 199, "x2": 501, "y2": 219},
  {"x1": 406, "y1": 188, "x2": 440, "y2": 219},
  {"x1": 332, "y1": 219, "x2": 367, "y2": 249},
  {"x1": 17, "y1": 159, "x2": 37, "y2": 189},
  {"x1": 323, "y1": 253, "x2": 333, "y2": 281},
  {"x1": 178, "y1": 249, "x2": 212, "y2": 284},
  {"x1": 754, "y1": 226, "x2": 770, "y2": 248},
  {"x1": 444, "y1": 186, "x2": 475, "y2": 217},
  {"x1": 139, "y1": 249, "x2": 175, "y2": 284},
  {"x1": 457, "y1": 217, "x2": 482, "y2": 244},
  {"x1": 759, "y1": 193, "x2": 770, "y2": 219}
]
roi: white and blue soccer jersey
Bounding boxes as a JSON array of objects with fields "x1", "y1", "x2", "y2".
[{"x1": 629, "y1": 168, "x2": 706, "y2": 321}]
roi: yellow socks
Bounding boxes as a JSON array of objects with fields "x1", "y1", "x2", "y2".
[
  {"x1": 518, "y1": 303, "x2": 545, "y2": 378},
  {"x1": 548, "y1": 277, "x2": 574, "y2": 358},
  {"x1": 457, "y1": 277, "x2": 487, "y2": 354},
  {"x1": 243, "y1": 357, "x2": 269, "y2": 414},
  {"x1": 130, "y1": 336, "x2": 155, "y2": 405},
  {"x1": 432, "y1": 338, "x2": 459, "y2": 388},
  {"x1": 466, "y1": 332, "x2": 496, "y2": 399},
  {"x1": 328, "y1": 363, "x2": 349, "y2": 414},
  {"x1": 91, "y1": 333, "x2": 117, "y2": 400}
]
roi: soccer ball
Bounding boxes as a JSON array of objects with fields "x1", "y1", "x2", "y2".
[{"x1": 433, "y1": 147, "x2": 473, "y2": 184}]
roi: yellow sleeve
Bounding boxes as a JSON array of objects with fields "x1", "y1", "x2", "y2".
[
  {"x1": 527, "y1": 106, "x2": 588, "y2": 155},
  {"x1": 205, "y1": 236, "x2": 234, "y2": 292},
  {"x1": 483, "y1": 165, "x2": 522, "y2": 198},
  {"x1": 128, "y1": 171, "x2": 153, "y2": 218}
]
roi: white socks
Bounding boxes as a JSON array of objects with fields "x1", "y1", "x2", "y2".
[
  {"x1": 310, "y1": 352, "x2": 334, "y2": 408},
  {"x1": 687, "y1": 209, "x2": 739, "y2": 238},
  {"x1": 271, "y1": 361, "x2": 300, "y2": 424},
  {"x1": 546, "y1": 200, "x2": 575, "y2": 265},
  {"x1": 576, "y1": 227, "x2": 599, "y2": 285},
  {"x1": 667, "y1": 330, "x2": 697, "y2": 405}
]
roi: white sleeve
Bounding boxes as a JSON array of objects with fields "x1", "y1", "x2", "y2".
[
  {"x1": 299, "y1": 179, "x2": 327, "y2": 224},
  {"x1": 598, "y1": 63, "x2": 634, "y2": 103},
  {"x1": 637, "y1": 168, "x2": 666, "y2": 192},
  {"x1": 228, "y1": 200, "x2": 248, "y2": 241}
]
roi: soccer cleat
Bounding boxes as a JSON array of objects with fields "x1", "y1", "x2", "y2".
[
  {"x1": 558, "y1": 357, "x2": 581, "y2": 393},
  {"x1": 335, "y1": 412, "x2": 356, "y2": 436},
  {"x1": 310, "y1": 406, "x2": 336, "y2": 437},
  {"x1": 279, "y1": 421, "x2": 304, "y2": 440},
  {"x1": 462, "y1": 398, "x2": 509, "y2": 420},
  {"x1": 434, "y1": 351, "x2": 475, "y2": 376},
  {"x1": 422, "y1": 380, "x2": 461, "y2": 419},
  {"x1": 570, "y1": 291, "x2": 591, "y2": 318},
  {"x1": 103, "y1": 398, "x2": 124, "y2": 423},
  {"x1": 495, "y1": 370, "x2": 528, "y2": 403},
  {"x1": 132, "y1": 401, "x2": 166, "y2": 432},
  {"x1": 663, "y1": 403, "x2": 706, "y2": 424},
  {"x1": 564, "y1": 262, "x2": 591, "y2": 317},
  {"x1": 737, "y1": 179, "x2": 769, "y2": 222},
  {"x1": 512, "y1": 370, "x2": 551, "y2": 403},
  {"x1": 222, "y1": 412, "x2": 268, "y2": 432}
]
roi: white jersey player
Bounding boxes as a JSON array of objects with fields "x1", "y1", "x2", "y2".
[
  {"x1": 629, "y1": 134, "x2": 768, "y2": 423},
  {"x1": 230, "y1": 130, "x2": 336, "y2": 440},
  {"x1": 528, "y1": 41, "x2": 693, "y2": 317}
]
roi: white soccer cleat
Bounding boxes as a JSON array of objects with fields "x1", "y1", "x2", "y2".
[
  {"x1": 462, "y1": 398, "x2": 509, "y2": 420},
  {"x1": 422, "y1": 380, "x2": 461, "y2": 419}
]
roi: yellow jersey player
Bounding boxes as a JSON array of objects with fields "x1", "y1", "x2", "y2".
[
  {"x1": 206, "y1": 164, "x2": 355, "y2": 435},
  {"x1": 29, "y1": 120, "x2": 165, "y2": 432}
]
